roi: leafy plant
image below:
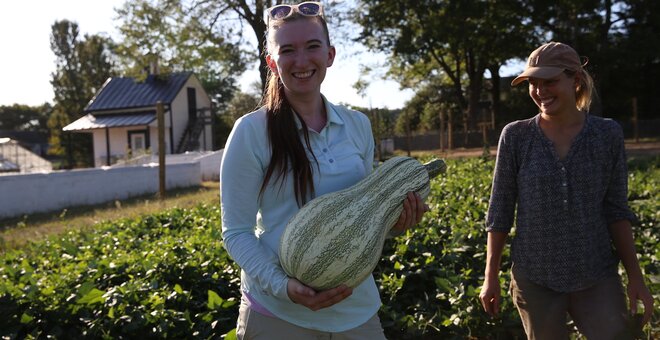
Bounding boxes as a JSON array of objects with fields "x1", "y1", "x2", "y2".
[{"x1": 1, "y1": 157, "x2": 657, "y2": 339}]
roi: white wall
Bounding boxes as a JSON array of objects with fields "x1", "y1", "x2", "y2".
[
  {"x1": 196, "y1": 149, "x2": 223, "y2": 181},
  {"x1": 110, "y1": 149, "x2": 223, "y2": 182},
  {"x1": 0, "y1": 162, "x2": 201, "y2": 219},
  {"x1": 170, "y1": 76, "x2": 213, "y2": 151}
]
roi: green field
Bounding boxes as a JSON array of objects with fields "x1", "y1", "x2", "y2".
[{"x1": 1, "y1": 156, "x2": 657, "y2": 339}]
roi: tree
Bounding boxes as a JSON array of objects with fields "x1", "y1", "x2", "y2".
[
  {"x1": 115, "y1": 0, "x2": 247, "y2": 109},
  {"x1": 355, "y1": 0, "x2": 534, "y2": 133},
  {"x1": 48, "y1": 20, "x2": 116, "y2": 168},
  {"x1": 0, "y1": 103, "x2": 52, "y2": 134},
  {"x1": 517, "y1": 0, "x2": 660, "y2": 120}
]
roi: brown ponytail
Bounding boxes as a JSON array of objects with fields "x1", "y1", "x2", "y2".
[
  {"x1": 259, "y1": 59, "x2": 318, "y2": 207},
  {"x1": 259, "y1": 13, "x2": 331, "y2": 207}
]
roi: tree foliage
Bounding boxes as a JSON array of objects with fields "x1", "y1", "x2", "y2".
[
  {"x1": 48, "y1": 20, "x2": 116, "y2": 168},
  {"x1": 355, "y1": 0, "x2": 660, "y2": 134},
  {"x1": 0, "y1": 104, "x2": 52, "y2": 135},
  {"x1": 355, "y1": 0, "x2": 534, "y2": 130},
  {"x1": 115, "y1": 0, "x2": 247, "y2": 109}
]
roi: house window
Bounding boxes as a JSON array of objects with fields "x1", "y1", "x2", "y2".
[
  {"x1": 127, "y1": 130, "x2": 149, "y2": 154},
  {"x1": 132, "y1": 134, "x2": 145, "y2": 151}
]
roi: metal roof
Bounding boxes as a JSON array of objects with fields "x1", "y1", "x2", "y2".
[
  {"x1": 0, "y1": 159, "x2": 19, "y2": 172},
  {"x1": 63, "y1": 112, "x2": 156, "y2": 131},
  {"x1": 84, "y1": 72, "x2": 192, "y2": 112}
]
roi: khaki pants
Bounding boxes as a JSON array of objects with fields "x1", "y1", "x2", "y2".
[
  {"x1": 236, "y1": 299, "x2": 387, "y2": 340},
  {"x1": 510, "y1": 265, "x2": 632, "y2": 340}
]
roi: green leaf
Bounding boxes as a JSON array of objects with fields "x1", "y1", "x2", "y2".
[
  {"x1": 76, "y1": 288, "x2": 105, "y2": 305},
  {"x1": 222, "y1": 298, "x2": 237, "y2": 309},
  {"x1": 223, "y1": 328, "x2": 237, "y2": 340},
  {"x1": 174, "y1": 284, "x2": 183, "y2": 294},
  {"x1": 207, "y1": 289, "x2": 223, "y2": 310},
  {"x1": 20, "y1": 312, "x2": 34, "y2": 324}
]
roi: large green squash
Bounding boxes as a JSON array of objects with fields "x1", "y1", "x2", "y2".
[{"x1": 279, "y1": 156, "x2": 446, "y2": 290}]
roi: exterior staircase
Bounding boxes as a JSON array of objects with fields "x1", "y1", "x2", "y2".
[{"x1": 176, "y1": 110, "x2": 213, "y2": 153}]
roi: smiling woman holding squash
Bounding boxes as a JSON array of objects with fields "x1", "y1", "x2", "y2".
[{"x1": 219, "y1": 2, "x2": 428, "y2": 338}]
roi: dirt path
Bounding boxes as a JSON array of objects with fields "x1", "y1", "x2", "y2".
[{"x1": 417, "y1": 140, "x2": 660, "y2": 159}]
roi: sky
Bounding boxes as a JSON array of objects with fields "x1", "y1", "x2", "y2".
[{"x1": 0, "y1": 1, "x2": 522, "y2": 110}]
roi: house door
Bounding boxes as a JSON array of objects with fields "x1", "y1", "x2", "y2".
[{"x1": 187, "y1": 87, "x2": 197, "y2": 122}]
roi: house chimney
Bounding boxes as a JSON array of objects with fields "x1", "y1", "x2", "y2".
[{"x1": 149, "y1": 57, "x2": 159, "y2": 76}]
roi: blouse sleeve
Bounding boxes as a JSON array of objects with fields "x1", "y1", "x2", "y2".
[
  {"x1": 220, "y1": 117, "x2": 291, "y2": 302},
  {"x1": 486, "y1": 123, "x2": 519, "y2": 233},
  {"x1": 602, "y1": 122, "x2": 637, "y2": 225}
]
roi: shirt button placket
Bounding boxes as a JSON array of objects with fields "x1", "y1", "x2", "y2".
[
  {"x1": 560, "y1": 165, "x2": 569, "y2": 210},
  {"x1": 322, "y1": 142, "x2": 335, "y2": 167}
]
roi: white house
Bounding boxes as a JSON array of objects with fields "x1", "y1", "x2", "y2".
[{"x1": 63, "y1": 72, "x2": 213, "y2": 167}]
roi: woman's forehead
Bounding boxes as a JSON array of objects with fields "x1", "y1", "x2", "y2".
[{"x1": 268, "y1": 19, "x2": 326, "y2": 46}]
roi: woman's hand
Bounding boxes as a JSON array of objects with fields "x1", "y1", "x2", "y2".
[
  {"x1": 479, "y1": 277, "x2": 501, "y2": 317},
  {"x1": 390, "y1": 192, "x2": 429, "y2": 236},
  {"x1": 626, "y1": 276, "x2": 654, "y2": 326},
  {"x1": 287, "y1": 278, "x2": 352, "y2": 311}
]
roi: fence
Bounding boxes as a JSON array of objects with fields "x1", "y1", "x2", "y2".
[
  {"x1": 0, "y1": 162, "x2": 201, "y2": 219},
  {"x1": 110, "y1": 149, "x2": 223, "y2": 181},
  {"x1": 390, "y1": 118, "x2": 659, "y2": 152}
]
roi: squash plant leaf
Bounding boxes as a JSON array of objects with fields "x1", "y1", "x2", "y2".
[
  {"x1": 76, "y1": 288, "x2": 106, "y2": 305},
  {"x1": 20, "y1": 312, "x2": 34, "y2": 324},
  {"x1": 207, "y1": 290, "x2": 224, "y2": 310},
  {"x1": 223, "y1": 328, "x2": 237, "y2": 340}
]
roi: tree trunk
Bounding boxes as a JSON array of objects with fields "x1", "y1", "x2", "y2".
[{"x1": 488, "y1": 65, "x2": 501, "y2": 128}]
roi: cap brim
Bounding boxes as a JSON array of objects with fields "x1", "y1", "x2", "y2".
[{"x1": 510, "y1": 66, "x2": 565, "y2": 86}]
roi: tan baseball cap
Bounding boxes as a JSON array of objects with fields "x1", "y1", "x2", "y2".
[{"x1": 511, "y1": 42, "x2": 586, "y2": 86}]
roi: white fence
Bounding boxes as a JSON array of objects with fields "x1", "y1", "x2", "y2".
[
  {"x1": 111, "y1": 149, "x2": 223, "y2": 181},
  {"x1": 0, "y1": 162, "x2": 201, "y2": 219}
]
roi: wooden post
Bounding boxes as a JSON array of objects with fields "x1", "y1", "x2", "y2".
[
  {"x1": 632, "y1": 97, "x2": 639, "y2": 143},
  {"x1": 480, "y1": 122, "x2": 488, "y2": 145},
  {"x1": 157, "y1": 102, "x2": 166, "y2": 199},
  {"x1": 405, "y1": 110, "x2": 411, "y2": 157},
  {"x1": 447, "y1": 111, "x2": 453, "y2": 151},
  {"x1": 439, "y1": 110, "x2": 445, "y2": 152}
]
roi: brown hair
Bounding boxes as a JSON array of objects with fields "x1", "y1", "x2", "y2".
[{"x1": 259, "y1": 13, "x2": 331, "y2": 206}]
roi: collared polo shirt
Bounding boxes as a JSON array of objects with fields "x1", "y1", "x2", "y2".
[
  {"x1": 220, "y1": 97, "x2": 378, "y2": 331},
  {"x1": 486, "y1": 113, "x2": 636, "y2": 292}
]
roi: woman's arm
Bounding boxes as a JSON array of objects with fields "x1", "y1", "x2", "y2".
[
  {"x1": 480, "y1": 123, "x2": 518, "y2": 317},
  {"x1": 479, "y1": 231, "x2": 508, "y2": 317},
  {"x1": 608, "y1": 219, "x2": 653, "y2": 325},
  {"x1": 220, "y1": 116, "x2": 291, "y2": 301}
]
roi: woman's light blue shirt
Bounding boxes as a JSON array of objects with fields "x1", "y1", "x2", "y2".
[{"x1": 220, "y1": 97, "x2": 379, "y2": 332}]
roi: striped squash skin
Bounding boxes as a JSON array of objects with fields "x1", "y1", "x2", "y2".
[{"x1": 279, "y1": 156, "x2": 441, "y2": 291}]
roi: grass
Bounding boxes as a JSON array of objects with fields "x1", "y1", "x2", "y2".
[{"x1": 0, "y1": 182, "x2": 219, "y2": 251}]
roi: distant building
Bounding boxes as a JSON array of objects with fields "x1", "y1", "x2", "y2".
[
  {"x1": 0, "y1": 137, "x2": 52, "y2": 174},
  {"x1": 0, "y1": 130, "x2": 49, "y2": 157},
  {"x1": 63, "y1": 72, "x2": 213, "y2": 167}
]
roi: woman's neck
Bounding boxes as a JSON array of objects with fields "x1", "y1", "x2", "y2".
[
  {"x1": 540, "y1": 107, "x2": 584, "y2": 128},
  {"x1": 288, "y1": 94, "x2": 327, "y2": 132}
]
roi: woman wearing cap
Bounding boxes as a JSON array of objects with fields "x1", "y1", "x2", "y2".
[
  {"x1": 220, "y1": 2, "x2": 427, "y2": 338},
  {"x1": 479, "y1": 42, "x2": 653, "y2": 339}
]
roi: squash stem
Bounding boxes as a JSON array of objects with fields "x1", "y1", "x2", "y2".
[{"x1": 424, "y1": 159, "x2": 447, "y2": 179}]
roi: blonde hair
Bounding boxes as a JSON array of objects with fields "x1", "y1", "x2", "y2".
[{"x1": 566, "y1": 69, "x2": 596, "y2": 112}]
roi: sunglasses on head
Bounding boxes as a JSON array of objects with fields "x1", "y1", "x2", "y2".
[{"x1": 267, "y1": 1, "x2": 324, "y2": 22}]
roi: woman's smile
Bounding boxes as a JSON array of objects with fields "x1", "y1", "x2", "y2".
[{"x1": 293, "y1": 70, "x2": 315, "y2": 79}]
